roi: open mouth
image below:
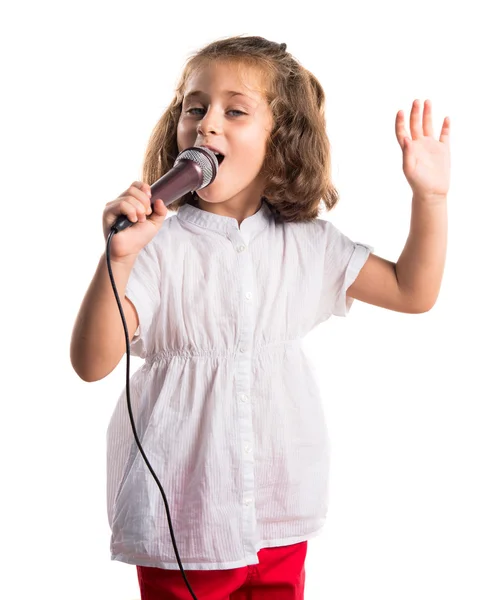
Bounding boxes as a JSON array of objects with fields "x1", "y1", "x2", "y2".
[{"x1": 198, "y1": 146, "x2": 226, "y2": 166}]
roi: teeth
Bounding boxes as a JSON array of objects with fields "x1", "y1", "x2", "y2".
[{"x1": 201, "y1": 147, "x2": 223, "y2": 158}]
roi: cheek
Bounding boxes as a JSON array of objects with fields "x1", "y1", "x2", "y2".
[
  {"x1": 238, "y1": 132, "x2": 269, "y2": 165},
  {"x1": 241, "y1": 124, "x2": 269, "y2": 149},
  {"x1": 176, "y1": 120, "x2": 184, "y2": 144},
  {"x1": 177, "y1": 118, "x2": 193, "y2": 144}
]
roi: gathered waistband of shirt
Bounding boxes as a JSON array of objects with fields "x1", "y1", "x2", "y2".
[{"x1": 145, "y1": 337, "x2": 303, "y2": 366}]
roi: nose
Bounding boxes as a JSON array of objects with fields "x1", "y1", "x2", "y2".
[{"x1": 197, "y1": 107, "x2": 222, "y2": 136}]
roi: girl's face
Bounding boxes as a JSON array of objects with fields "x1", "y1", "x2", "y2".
[{"x1": 177, "y1": 61, "x2": 274, "y2": 209}]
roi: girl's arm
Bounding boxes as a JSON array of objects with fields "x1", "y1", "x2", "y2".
[
  {"x1": 70, "y1": 253, "x2": 139, "y2": 382},
  {"x1": 346, "y1": 193, "x2": 447, "y2": 313}
]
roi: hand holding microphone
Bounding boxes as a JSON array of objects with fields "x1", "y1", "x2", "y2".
[
  {"x1": 104, "y1": 146, "x2": 219, "y2": 261},
  {"x1": 102, "y1": 182, "x2": 168, "y2": 261}
]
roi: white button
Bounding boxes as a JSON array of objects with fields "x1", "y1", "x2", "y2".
[
  {"x1": 245, "y1": 292, "x2": 252, "y2": 301},
  {"x1": 237, "y1": 245, "x2": 246, "y2": 252},
  {"x1": 244, "y1": 498, "x2": 253, "y2": 506},
  {"x1": 240, "y1": 347, "x2": 247, "y2": 353},
  {"x1": 244, "y1": 443, "x2": 252, "y2": 453},
  {"x1": 240, "y1": 394, "x2": 249, "y2": 403}
]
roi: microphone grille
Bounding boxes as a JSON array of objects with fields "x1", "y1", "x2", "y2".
[{"x1": 174, "y1": 147, "x2": 218, "y2": 189}]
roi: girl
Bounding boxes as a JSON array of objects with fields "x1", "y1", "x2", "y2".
[{"x1": 70, "y1": 35, "x2": 450, "y2": 600}]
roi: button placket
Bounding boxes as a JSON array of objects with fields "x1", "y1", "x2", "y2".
[{"x1": 231, "y1": 229, "x2": 257, "y2": 557}]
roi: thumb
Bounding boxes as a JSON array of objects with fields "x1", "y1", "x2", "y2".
[
  {"x1": 403, "y1": 137, "x2": 415, "y2": 170},
  {"x1": 148, "y1": 197, "x2": 168, "y2": 226}
]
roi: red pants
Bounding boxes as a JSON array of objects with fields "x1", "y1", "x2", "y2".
[{"x1": 136, "y1": 541, "x2": 307, "y2": 600}]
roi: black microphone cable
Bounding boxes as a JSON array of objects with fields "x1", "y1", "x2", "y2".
[{"x1": 106, "y1": 229, "x2": 200, "y2": 600}]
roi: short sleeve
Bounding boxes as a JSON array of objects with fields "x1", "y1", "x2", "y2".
[
  {"x1": 124, "y1": 237, "x2": 161, "y2": 358},
  {"x1": 318, "y1": 220, "x2": 373, "y2": 320}
]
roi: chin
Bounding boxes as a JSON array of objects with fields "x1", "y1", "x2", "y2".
[{"x1": 196, "y1": 183, "x2": 242, "y2": 204}]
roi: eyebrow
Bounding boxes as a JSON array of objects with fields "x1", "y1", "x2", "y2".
[{"x1": 184, "y1": 90, "x2": 255, "y2": 102}]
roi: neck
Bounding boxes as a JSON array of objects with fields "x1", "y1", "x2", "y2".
[{"x1": 196, "y1": 195, "x2": 264, "y2": 227}]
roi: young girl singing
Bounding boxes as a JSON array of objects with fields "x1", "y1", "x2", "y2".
[{"x1": 70, "y1": 35, "x2": 450, "y2": 600}]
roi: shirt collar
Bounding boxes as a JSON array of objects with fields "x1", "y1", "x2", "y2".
[{"x1": 177, "y1": 198, "x2": 273, "y2": 238}]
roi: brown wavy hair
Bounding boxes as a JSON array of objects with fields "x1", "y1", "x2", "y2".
[{"x1": 141, "y1": 35, "x2": 339, "y2": 223}]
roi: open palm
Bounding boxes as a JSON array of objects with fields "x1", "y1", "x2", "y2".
[{"x1": 395, "y1": 99, "x2": 451, "y2": 201}]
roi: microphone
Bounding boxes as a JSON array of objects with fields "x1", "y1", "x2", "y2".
[{"x1": 112, "y1": 146, "x2": 219, "y2": 233}]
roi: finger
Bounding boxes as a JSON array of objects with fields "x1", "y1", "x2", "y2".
[
  {"x1": 140, "y1": 181, "x2": 152, "y2": 197},
  {"x1": 128, "y1": 185, "x2": 153, "y2": 214},
  {"x1": 121, "y1": 198, "x2": 148, "y2": 222},
  {"x1": 395, "y1": 110, "x2": 409, "y2": 149},
  {"x1": 439, "y1": 116, "x2": 450, "y2": 144},
  {"x1": 141, "y1": 182, "x2": 153, "y2": 209},
  {"x1": 410, "y1": 99, "x2": 423, "y2": 139},
  {"x1": 129, "y1": 196, "x2": 151, "y2": 221},
  {"x1": 126, "y1": 181, "x2": 147, "y2": 196},
  {"x1": 124, "y1": 181, "x2": 152, "y2": 209},
  {"x1": 423, "y1": 99, "x2": 434, "y2": 137},
  {"x1": 117, "y1": 199, "x2": 139, "y2": 223}
]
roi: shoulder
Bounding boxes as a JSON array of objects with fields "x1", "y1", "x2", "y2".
[
  {"x1": 283, "y1": 216, "x2": 344, "y2": 247},
  {"x1": 311, "y1": 217, "x2": 343, "y2": 237}
]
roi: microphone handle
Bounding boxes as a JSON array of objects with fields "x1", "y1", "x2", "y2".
[{"x1": 111, "y1": 160, "x2": 203, "y2": 233}]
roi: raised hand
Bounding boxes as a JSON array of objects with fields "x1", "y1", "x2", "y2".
[{"x1": 395, "y1": 99, "x2": 451, "y2": 202}]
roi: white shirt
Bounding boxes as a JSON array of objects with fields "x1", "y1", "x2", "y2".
[{"x1": 106, "y1": 199, "x2": 372, "y2": 570}]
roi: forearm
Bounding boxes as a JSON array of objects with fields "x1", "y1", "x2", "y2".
[
  {"x1": 395, "y1": 194, "x2": 447, "y2": 311},
  {"x1": 70, "y1": 253, "x2": 137, "y2": 381}
]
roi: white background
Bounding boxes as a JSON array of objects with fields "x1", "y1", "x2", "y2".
[{"x1": 1, "y1": 1, "x2": 488, "y2": 599}]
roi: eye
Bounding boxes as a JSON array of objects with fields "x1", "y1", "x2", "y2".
[
  {"x1": 185, "y1": 108, "x2": 246, "y2": 117},
  {"x1": 185, "y1": 108, "x2": 204, "y2": 115}
]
